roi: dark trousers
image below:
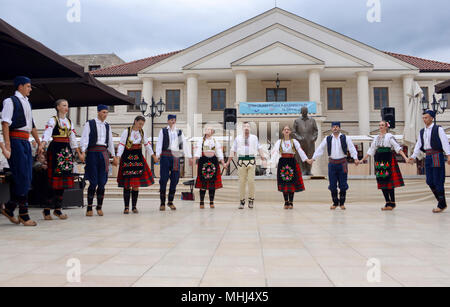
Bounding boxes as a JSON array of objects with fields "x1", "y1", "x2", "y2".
[
  {"x1": 159, "y1": 155, "x2": 180, "y2": 194},
  {"x1": 328, "y1": 162, "x2": 348, "y2": 193},
  {"x1": 425, "y1": 154, "x2": 445, "y2": 193}
]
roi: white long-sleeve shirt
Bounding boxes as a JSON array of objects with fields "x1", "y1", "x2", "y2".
[
  {"x1": 80, "y1": 118, "x2": 115, "y2": 156},
  {"x1": 411, "y1": 124, "x2": 450, "y2": 160},
  {"x1": 1, "y1": 91, "x2": 34, "y2": 132},
  {"x1": 231, "y1": 134, "x2": 263, "y2": 157},
  {"x1": 155, "y1": 126, "x2": 192, "y2": 158},
  {"x1": 313, "y1": 134, "x2": 358, "y2": 161},
  {"x1": 194, "y1": 137, "x2": 224, "y2": 161},
  {"x1": 117, "y1": 129, "x2": 154, "y2": 158},
  {"x1": 270, "y1": 139, "x2": 308, "y2": 167},
  {"x1": 42, "y1": 117, "x2": 78, "y2": 149},
  {"x1": 367, "y1": 133, "x2": 403, "y2": 156}
]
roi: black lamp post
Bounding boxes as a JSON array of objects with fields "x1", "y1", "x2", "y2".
[
  {"x1": 421, "y1": 94, "x2": 448, "y2": 124},
  {"x1": 275, "y1": 73, "x2": 280, "y2": 102},
  {"x1": 139, "y1": 97, "x2": 165, "y2": 173}
]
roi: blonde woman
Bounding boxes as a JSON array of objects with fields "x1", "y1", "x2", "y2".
[
  {"x1": 194, "y1": 126, "x2": 225, "y2": 209},
  {"x1": 361, "y1": 120, "x2": 408, "y2": 211}
]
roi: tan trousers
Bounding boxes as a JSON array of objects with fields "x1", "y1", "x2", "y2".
[{"x1": 238, "y1": 163, "x2": 256, "y2": 201}]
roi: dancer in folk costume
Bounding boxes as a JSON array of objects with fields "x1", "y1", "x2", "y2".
[
  {"x1": 117, "y1": 116, "x2": 157, "y2": 214},
  {"x1": 271, "y1": 125, "x2": 311, "y2": 209},
  {"x1": 155, "y1": 114, "x2": 192, "y2": 211},
  {"x1": 310, "y1": 122, "x2": 360, "y2": 210},
  {"x1": 226, "y1": 122, "x2": 267, "y2": 209},
  {"x1": 408, "y1": 110, "x2": 450, "y2": 213},
  {"x1": 361, "y1": 120, "x2": 409, "y2": 211},
  {"x1": 39, "y1": 99, "x2": 81, "y2": 220},
  {"x1": 194, "y1": 126, "x2": 225, "y2": 209},
  {"x1": 80, "y1": 105, "x2": 118, "y2": 217},
  {"x1": 1, "y1": 76, "x2": 42, "y2": 226}
]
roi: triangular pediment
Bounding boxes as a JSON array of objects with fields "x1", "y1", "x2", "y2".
[
  {"x1": 231, "y1": 42, "x2": 324, "y2": 66},
  {"x1": 183, "y1": 24, "x2": 372, "y2": 70},
  {"x1": 139, "y1": 8, "x2": 418, "y2": 74}
]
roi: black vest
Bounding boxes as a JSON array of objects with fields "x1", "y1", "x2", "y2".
[
  {"x1": 420, "y1": 125, "x2": 443, "y2": 152},
  {"x1": 88, "y1": 119, "x2": 110, "y2": 149},
  {"x1": 9, "y1": 95, "x2": 35, "y2": 130},
  {"x1": 162, "y1": 128, "x2": 183, "y2": 151},
  {"x1": 327, "y1": 134, "x2": 348, "y2": 156}
]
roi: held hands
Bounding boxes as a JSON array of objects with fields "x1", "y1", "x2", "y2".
[
  {"x1": 37, "y1": 142, "x2": 45, "y2": 156},
  {"x1": 407, "y1": 158, "x2": 415, "y2": 165},
  {"x1": 306, "y1": 159, "x2": 314, "y2": 165},
  {"x1": 79, "y1": 152, "x2": 86, "y2": 163},
  {"x1": 354, "y1": 159, "x2": 361, "y2": 166},
  {"x1": 112, "y1": 157, "x2": 119, "y2": 167}
]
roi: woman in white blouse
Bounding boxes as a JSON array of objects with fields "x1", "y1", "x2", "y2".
[
  {"x1": 271, "y1": 125, "x2": 312, "y2": 209},
  {"x1": 361, "y1": 120, "x2": 408, "y2": 211},
  {"x1": 193, "y1": 126, "x2": 225, "y2": 209},
  {"x1": 39, "y1": 99, "x2": 81, "y2": 220},
  {"x1": 117, "y1": 116, "x2": 157, "y2": 214}
]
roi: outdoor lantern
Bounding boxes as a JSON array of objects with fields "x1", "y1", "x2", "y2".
[
  {"x1": 431, "y1": 95, "x2": 439, "y2": 112},
  {"x1": 439, "y1": 94, "x2": 448, "y2": 111},
  {"x1": 421, "y1": 96, "x2": 429, "y2": 112},
  {"x1": 139, "y1": 98, "x2": 148, "y2": 115},
  {"x1": 276, "y1": 73, "x2": 280, "y2": 89},
  {"x1": 151, "y1": 98, "x2": 158, "y2": 116},
  {"x1": 157, "y1": 97, "x2": 165, "y2": 114}
]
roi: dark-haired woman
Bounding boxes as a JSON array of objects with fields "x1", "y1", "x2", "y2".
[
  {"x1": 270, "y1": 125, "x2": 311, "y2": 209},
  {"x1": 39, "y1": 99, "x2": 80, "y2": 220},
  {"x1": 117, "y1": 116, "x2": 157, "y2": 214},
  {"x1": 194, "y1": 126, "x2": 225, "y2": 209},
  {"x1": 361, "y1": 120, "x2": 408, "y2": 211}
]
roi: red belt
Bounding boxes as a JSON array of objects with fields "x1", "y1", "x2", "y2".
[
  {"x1": 281, "y1": 154, "x2": 295, "y2": 158},
  {"x1": 128, "y1": 144, "x2": 142, "y2": 150},
  {"x1": 329, "y1": 158, "x2": 347, "y2": 164},
  {"x1": 10, "y1": 131, "x2": 30, "y2": 140},
  {"x1": 52, "y1": 137, "x2": 69, "y2": 143},
  {"x1": 426, "y1": 149, "x2": 442, "y2": 156}
]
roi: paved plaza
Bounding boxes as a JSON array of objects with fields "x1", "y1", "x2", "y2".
[{"x1": 1, "y1": 179, "x2": 450, "y2": 287}]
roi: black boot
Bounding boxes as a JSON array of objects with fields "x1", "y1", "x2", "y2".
[
  {"x1": 160, "y1": 190, "x2": 166, "y2": 211},
  {"x1": 339, "y1": 191, "x2": 347, "y2": 210},
  {"x1": 331, "y1": 191, "x2": 339, "y2": 210}
]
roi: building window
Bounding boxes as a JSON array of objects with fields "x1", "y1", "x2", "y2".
[
  {"x1": 107, "y1": 106, "x2": 115, "y2": 113},
  {"x1": 374, "y1": 87, "x2": 389, "y2": 110},
  {"x1": 76, "y1": 107, "x2": 81, "y2": 126},
  {"x1": 421, "y1": 87, "x2": 429, "y2": 101},
  {"x1": 166, "y1": 90, "x2": 181, "y2": 112},
  {"x1": 327, "y1": 88, "x2": 343, "y2": 110},
  {"x1": 211, "y1": 89, "x2": 226, "y2": 111},
  {"x1": 127, "y1": 90, "x2": 141, "y2": 112},
  {"x1": 88, "y1": 65, "x2": 101, "y2": 71},
  {"x1": 266, "y1": 88, "x2": 287, "y2": 102}
]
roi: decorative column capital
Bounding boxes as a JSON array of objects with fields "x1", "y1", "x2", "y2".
[{"x1": 356, "y1": 71, "x2": 369, "y2": 77}]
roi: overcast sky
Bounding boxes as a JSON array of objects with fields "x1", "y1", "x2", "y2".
[{"x1": 1, "y1": 0, "x2": 449, "y2": 63}]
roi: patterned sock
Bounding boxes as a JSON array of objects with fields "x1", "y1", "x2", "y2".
[
  {"x1": 199, "y1": 190, "x2": 206, "y2": 202},
  {"x1": 96, "y1": 187, "x2": 105, "y2": 210},
  {"x1": 18, "y1": 198, "x2": 30, "y2": 221},
  {"x1": 123, "y1": 189, "x2": 131, "y2": 208},
  {"x1": 209, "y1": 189, "x2": 216, "y2": 203},
  {"x1": 131, "y1": 190, "x2": 139, "y2": 209},
  {"x1": 288, "y1": 193, "x2": 294, "y2": 203}
]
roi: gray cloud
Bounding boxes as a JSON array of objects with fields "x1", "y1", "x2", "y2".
[{"x1": 1, "y1": 0, "x2": 449, "y2": 63}]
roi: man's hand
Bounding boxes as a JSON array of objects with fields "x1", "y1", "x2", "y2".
[
  {"x1": 447, "y1": 155, "x2": 450, "y2": 165},
  {"x1": 79, "y1": 152, "x2": 86, "y2": 163},
  {"x1": 307, "y1": 159, "x2": 314, "y2": 165},
  {"x1": 38, "y1": 142, "x2": 46, "y2": 156},
  {"x1": 354, "y1": 159, "x2": 360, "y2": 166},
  {"x1": 407, "y1": 158, "x2": 415, "y2": 165},
  {"x1": 3, "y1": 149, "x2": 11, "y2": 159},
  {"x1": 113, "y1": 157, "x2": 119, "y2": 167}
]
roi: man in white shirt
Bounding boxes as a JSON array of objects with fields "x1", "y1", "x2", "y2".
[
  {"x1": 226, "y1": 122, "x2": 266, "y2": 209},
  {"x1": 310, "y1": 122, "x2": 360, "y2": 210},
  {"x1": 155, "y1": 114, "x2": 192, "y2": 211},
  {"x1": 408, "y1": 110, "x2": 450, "y2": 213},
  {"x1": 80, "y1": 105, "x2": 118, "y2": 216},
  {"x1": 1, "y1": 76, "x2": 41, "y2": 226}
]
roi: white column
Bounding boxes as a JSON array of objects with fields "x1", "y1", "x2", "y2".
[
  {"x1": 308, "y1": 69, "x2": 322, "y2": 114},
  {"x1": 357, "y1": 71, "x2": 370, "y2": 136},
  {"x1": 402, "y1": 75, "x2": 414, "y2": 120},
  {"x1": 235, "y1": 70, "x2": 248, "y2": 108},
  {"x1": 186, "y1": 73, "x2": 198, "y2": 137}
]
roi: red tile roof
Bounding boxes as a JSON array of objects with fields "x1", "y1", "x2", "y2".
[
  {"x1": 90, "y1": 51, "x2": 181, "y2": 77},
  {"x1": 385, "y1": 51, "x2": 450, "y2": 72},
  {"x1": 91, "y1": 49, "x2": 450, "y2": 77}
]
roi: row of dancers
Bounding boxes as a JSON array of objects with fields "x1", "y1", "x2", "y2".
[{"x1": 1, "y1": 76, "x2": 449, "y2": 227}]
